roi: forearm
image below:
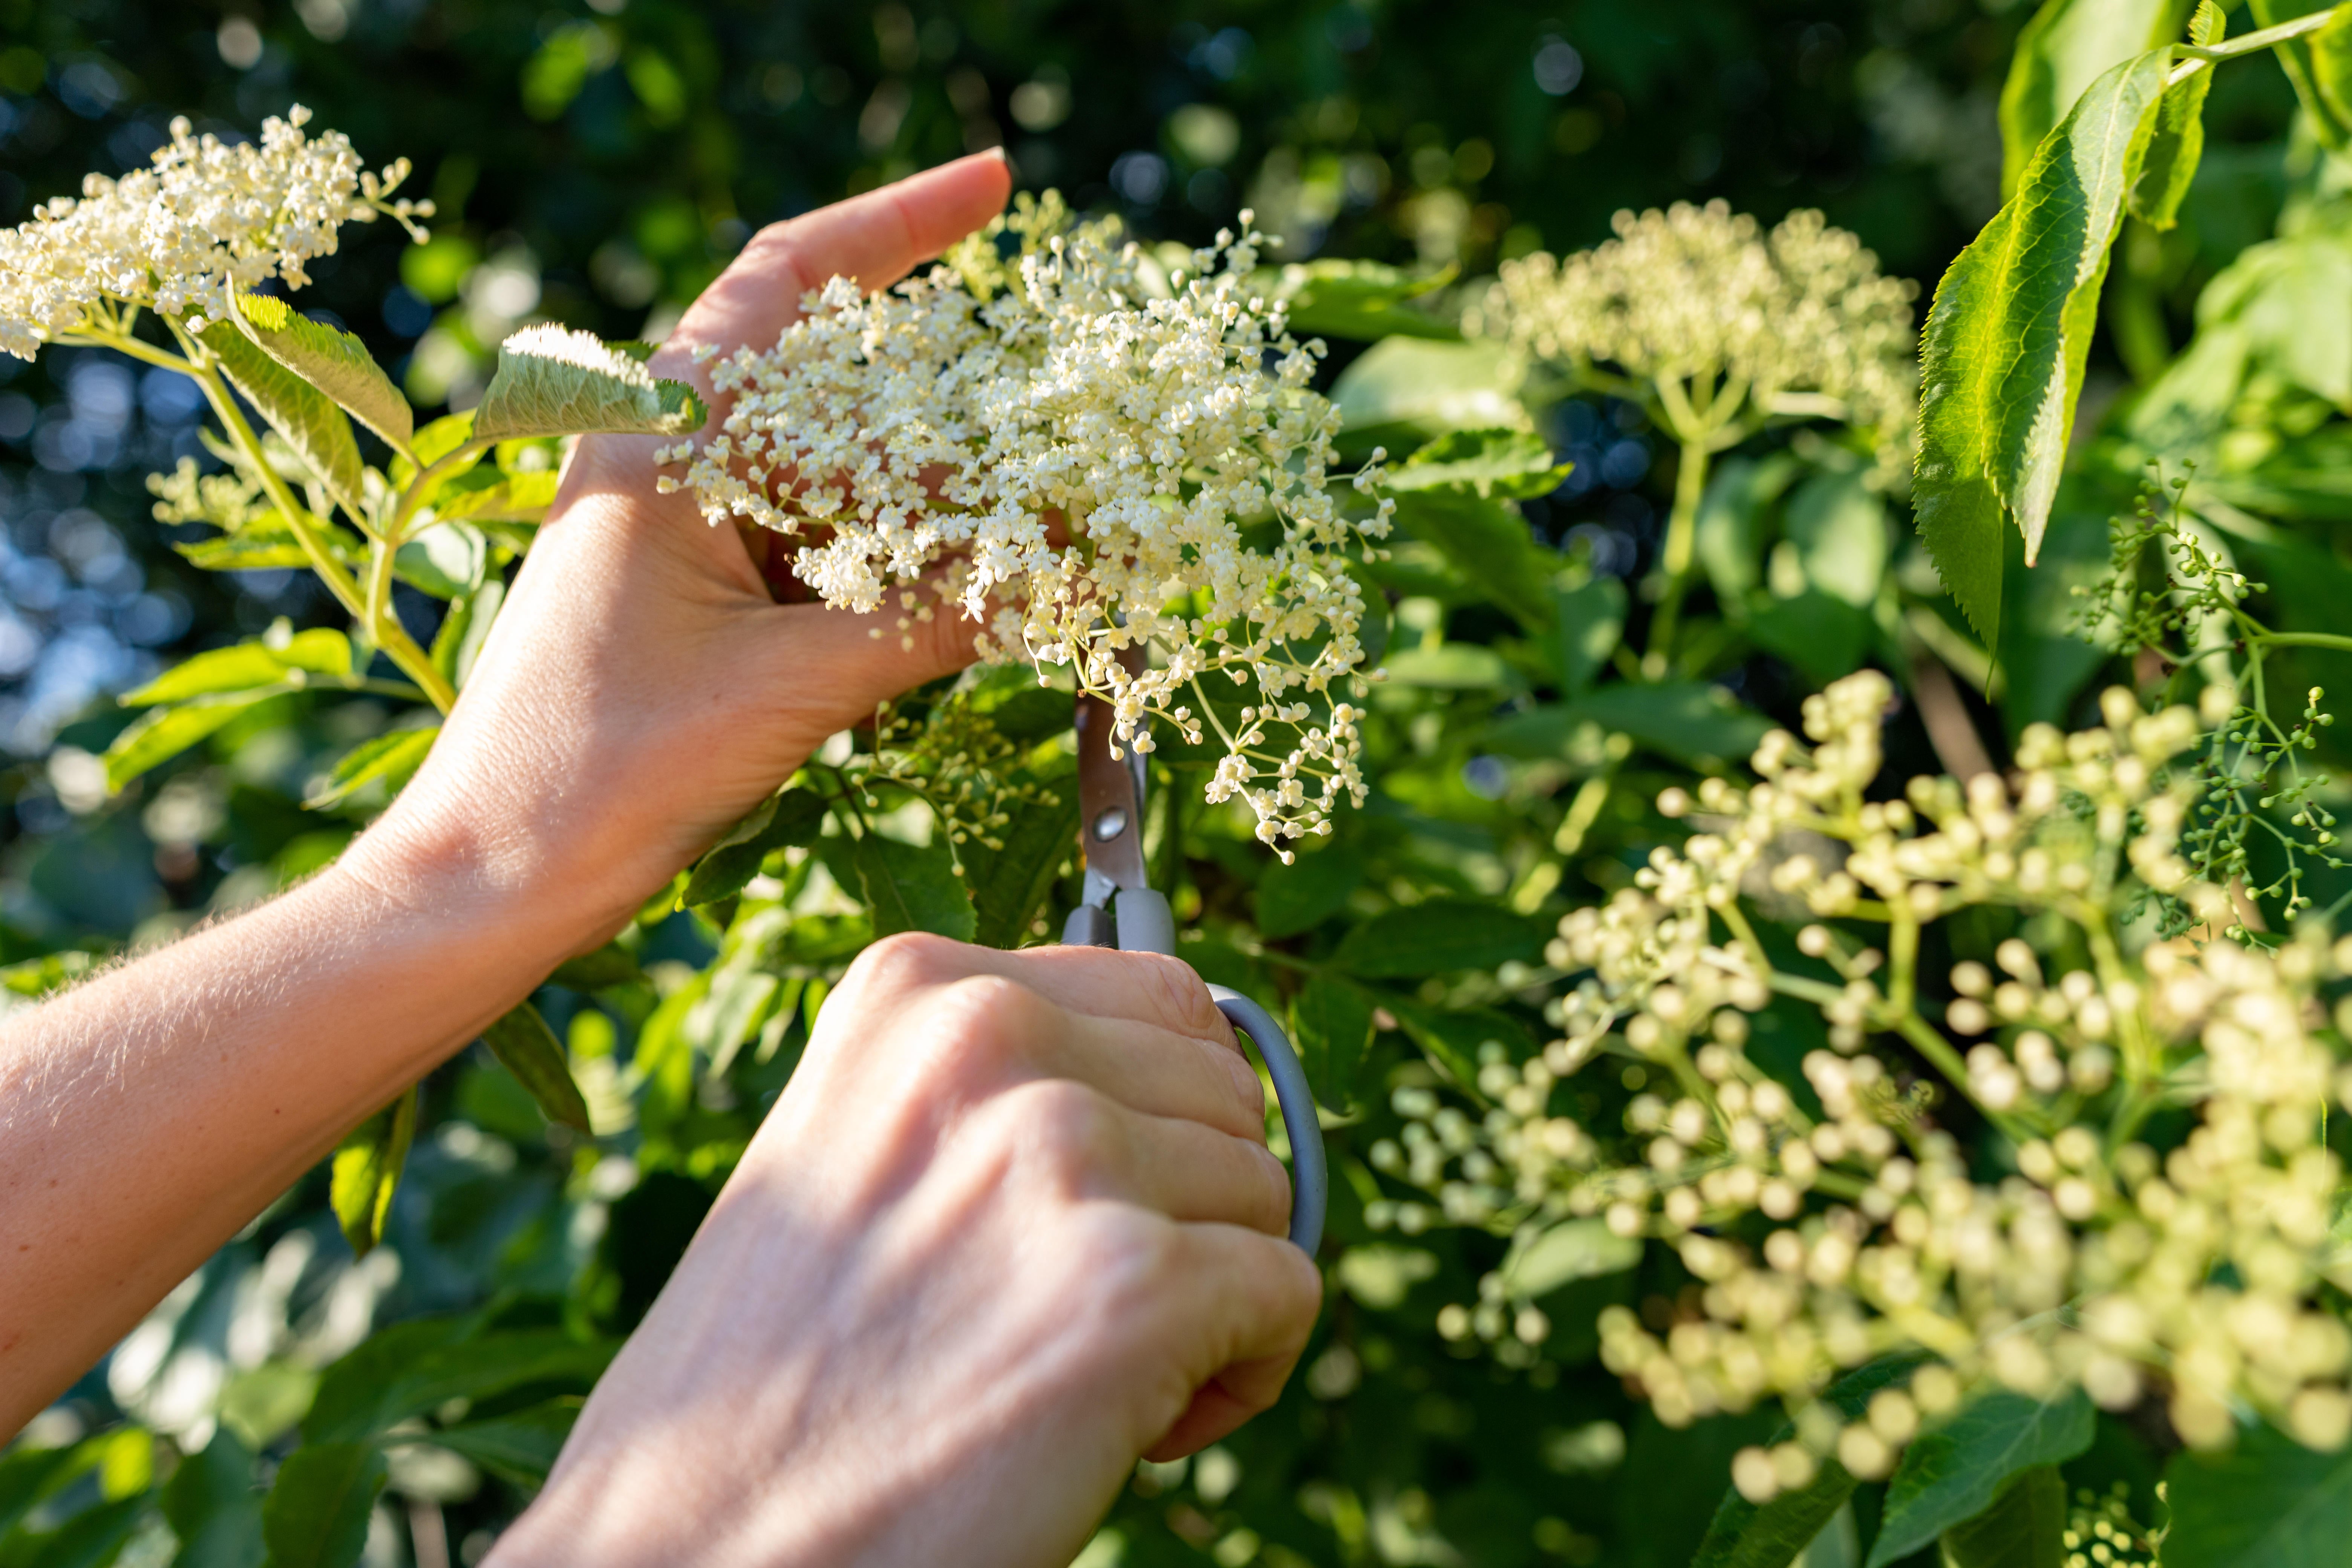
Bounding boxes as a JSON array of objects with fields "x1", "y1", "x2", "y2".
[{"x1": 0, "y1": 848, "x2": 576, "y2": 1429}]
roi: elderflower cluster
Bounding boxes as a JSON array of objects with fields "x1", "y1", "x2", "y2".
[
  {"x1": 661, "y1": 196, "x2": 1390, "y2": 849},
  {"x1": 0, "y1": 106, "x2": 428, "y2": 359},
  {"x1": 1370, "y1": 671, "x2": 2352, "y2": 1499},
  {"x1": 1464, "y1": 201, "x2": 1917, "y2": 472}
]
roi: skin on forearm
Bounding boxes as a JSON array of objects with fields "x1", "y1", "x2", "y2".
[{"x1": 0, "y1": 853, "x2": 582, "y2": 1432}]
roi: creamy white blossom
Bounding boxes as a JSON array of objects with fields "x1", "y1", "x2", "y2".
[
  {"x1": 662, "y1": 196, "x2": 1390, "y2": 847},
  {"x1": 0, "y1": 105, "x2": 428, "y2": 359}
]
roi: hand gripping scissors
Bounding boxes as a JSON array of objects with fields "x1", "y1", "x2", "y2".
[{"x1": 1059, "y1": 675, "x2": 1328, "y2": 1254}]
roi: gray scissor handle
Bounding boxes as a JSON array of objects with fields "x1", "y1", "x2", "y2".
[{"x1": 1062, "y1": 888, "x2": 1327, "y2": 1254}]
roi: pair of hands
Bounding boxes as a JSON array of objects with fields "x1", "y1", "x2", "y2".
[{"x1": 334, "y1": 152, "x2": 1321, "y2": 1564}]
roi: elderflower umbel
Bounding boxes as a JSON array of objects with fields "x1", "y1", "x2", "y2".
[
  {"x1": 1463, "y1": 201, "x2": 1918, "y2": 472},
  {"x1": 0, "y1": 106, "x2": 429, "y2": 358},
  {"x1": 1372, "y1": 671, "x2": 2352, "y2": 1496},
  {"x1": 660, "y1": 196, "x2": 1391, "y2": 849}
]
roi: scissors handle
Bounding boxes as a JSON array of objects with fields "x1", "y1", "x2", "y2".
[{"x1": 1063, "y1": 888, "x2": 1328, "y2": 1255}]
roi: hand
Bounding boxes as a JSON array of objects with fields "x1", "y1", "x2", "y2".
[
  {"x1": 487, "y1": 936, "x2": 1325, "y2": 1568},
  {"x1": 343, "y1": 152, "x2": 1014, "y2": 959}
]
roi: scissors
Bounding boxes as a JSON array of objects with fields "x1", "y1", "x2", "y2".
[{"x1": 1059, "y1": 669, "x2": 1328, "y2": 1255}]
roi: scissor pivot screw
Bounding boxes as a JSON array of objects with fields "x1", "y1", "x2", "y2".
[{"x1": 1091, "y1": 807, "x2": 1128, "y2": 842}]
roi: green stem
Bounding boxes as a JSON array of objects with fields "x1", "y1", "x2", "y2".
[
  {"x1": 165, "y1": 320, "x2": 457, "y2": 714},
  {"x1": 2249, "y1": 630, "x2": 2352, "y2": 656},
  {"x1": 2173, "y1": 6, "x2": 2347, "y2": 76},
  {"x1": 1644, "y1": 434, "x2": 1712, "y2": 675}
]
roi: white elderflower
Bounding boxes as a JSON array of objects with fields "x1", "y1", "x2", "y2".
[
  {"x1": 662, "y1": 195, "x2": 1391, "y2": 847},
  {"x1": 0, "y1": 105, "x2": 429, "y2": 358},
  {"x1": 1464, "y1": 201, "x2": 1917, "y2": 466}
]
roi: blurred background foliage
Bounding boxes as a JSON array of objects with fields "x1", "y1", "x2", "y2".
[{"x1": 0, "y1": 2, "x2": 2331, "y2": 1566}]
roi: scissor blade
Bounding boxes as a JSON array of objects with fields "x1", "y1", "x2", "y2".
[{"x1": 1074, "y1": 688, "x2": 1150, "y2": 895}]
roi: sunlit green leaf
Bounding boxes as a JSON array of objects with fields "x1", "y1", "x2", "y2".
[
  {"x1": 328, "y1": 1087, "x2": 415, "y2": 1258},
  {"x1": 2250, "y1": 0, "x2": 2352, "y2": 152},
  {"x1": 1262, "y1": 257, "x2": 1459, "y2": 340},
  {"x1": 258, "y1": 1443, "x2": 384, "y2": 1568},
  {"x1": 104, "y1": 692, "x2": 286, "y2": 793},
  {"x1": 479, "y1": 1001, "x2": 592, "y2": 1132},
  {"x1": 234, "y1": 292, "x2": 414, "y2": 455},
  {"x1": 394, "y1": 521, "x2": 488, "y2": 599},
  {"x1": 1551, "y1": 576, "x2": 1626, "y2": 697},
  {"x1": 1330, "y1": 336, "x2": 1528, "y2": 456},
  {"x1": 1388, "y1": 428, "x2": 1571, "y2": 500},
  {"x1": 960, "y1": 779, "x2": 1075, "y2": 949},
  {"x1": 124, "y1": 629, "x2": 351, "y2": 706},
  {"x1": 195, "y1": 316, "x2": 366, "y2": 518},
  {"x1": 430, "y1": 469, "x2": 560, "y2": 524},
  {"x1": 306, "y1": 727, "x2": 437, "y2": 811},
  {"x1": 843, "y1": 830, "x2": 977, "y2": 942},
  {"x1": 1914, "y1": 47, "x2": 2171, "y2": 643},
  {"x1": 472, "y1": 325, "x2": 706, "y2": 443},
  {"x1": 2133, "y1": 4, "x2": 2223, "y2": 230},
  {"x1": 1996, "y1": 0, "x2": 2177, "y2": 198},
  {"x1": 1388, "y1": 489, "x2": 1559, "y2": 634},
  {"x1": 303, "y1": 1323, "x2": 613, "y2": 1447}
]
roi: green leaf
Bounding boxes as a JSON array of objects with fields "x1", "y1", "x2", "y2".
[
  {"x1": 430, "y1": 469, "x2": 560, "y2": 524},
  {"x1": 303, "y1": 1323, "x2": 614, "y2": 1447},
  {"x1": 2160, "y1": 1419, "x2": 2352, "y2": 1567},
  {"x1": 412, "y1": 1398, "x2": 582, "y2": 1490},
  {"x1": 1380, "y1": 640, "x2": 1522, "y2": 691},
  {"x1": 5, "y1": 1495, "x2": 145, "y2": 1568},
  {"x1": 258, "y1": 1444, "x2": 384, "y2": 1568},
  {"x1": 174, "y1": 533, "x2": 314, "y2": 572},
  {"x1": 432, "y1": 579, "x2": 503, "y2": 691},
  {"x1": 1288, "y1": 972, "x2": 1375, "y2": 1101},
  {"x1": 1498, "y1": 1217, "x2": 1641, "y2": 1298},
  {"x1": 233, "y1": 292, "x2": 414, "y2": 455},
  {"x1": 1263, "y1": 258, "x2": 1460, "y2": 340},
  {"x1": 308, "y1": 727, "x2": 436, "y2": 811},
  {"x1": 1997, "y1": 0, "x2": 2180, "y2": 199},
  {"x1": 681, "y1": 787, "x2": 829, "y2": 908},
  {"x1": 1784, "y1": 468, "x2": 1888, "y2": 608},
  {"x1": 1866, "y1": 1386, "x2": 2093, "y2": 1566},
  {"x1": 1551, "y1": 576, "x2": 1625, "y2": 697},
  {"x1": 328, "y1": 1087, "x2": 415, "y2": 1258},
  {"x1": 104, "y1": 692, "x2": 286, "y2": 793},
  {"x1": 1383, "y1": 997, "x2": 1529, "y2": 1087},
  {"x1": 1914, "y1": 48, "x2": 2172, "y2": 642},
  {"x1": 1388, "y1": 428, "x2": 1571, "y2": 500},
  {"x1": 1329, "y1": 337, "x2": 1529, "y2": 456},
  {"x1": 123, "y1": 629, "x2": 351, "y2": 706},
  {"x1": 472, "y1": 325, "x2": 707, "y2": 444},
  {"x1": 549, "y1": 942, "x2": 645, "y2": 992},
  {"x1": 1388, "y1": 489, "x2": 1558, "y2": 633},
  {"x1": 0, "y1": 1449, "x2": 86, "y2": 1539},
  {"x1": 163, "y1": 1429, "x2": 262, "y2": 1568},
  {"x1": 390, "y1": 410, "x2": 481, "y2": 492},
  {"x1": 1256, "y1": 847, "x2": 1363, "y2": 939},
  {"x1": 2249, "y1": 0, "x2": 2352, "y2": 152},
  {"x1": 194, "y1": 316, "x2": 366, "y2": 517},
  {"x1": 479, "y1": 1001, "x2": 592, "y2": 1133},
  {"x1": 1935, "y1": 1464, "x2": 2066, "y2": 1568},
  {"x1": 845, "y1": 830, "x2": 977, "y2": 942},
  {"x1": 1689, "y1": 1357, "x2": 1926, "y2": 1568},
  {"x1": 1331, "y1": 898, "x2": 1545, "y2": 977},
  {"x1": 1485, "y1": 681, "x2": 1774, "y2": 769},
  {"x1": 1752, "y1": 593, "x2": 1877, "y2": 689},
  {"x1": 393, "y1": 521, "x2": 487, "y2": 600},
  {"x1": 960, "y1": 781, "x2": 1076, "y2": 949},
  {"x1": 2133, "y1": 5, "x2": 2222, "y2": 230}
]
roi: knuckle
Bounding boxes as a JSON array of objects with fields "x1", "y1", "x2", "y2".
[
  {"x1": 845, "y1": 930, "x2": 965, "y2": 997},
  {"x1": 1132, "y1": 953, "x2": 1224, "y2": 1040},
  {"x1": 930, "y1": 973, "x2": 1055, "y2": 1076},
  {"x1": 1001, "y1": 1077, "x2": 1120, "y2": 1191}
]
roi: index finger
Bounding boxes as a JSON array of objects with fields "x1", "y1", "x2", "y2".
[{"x1": 658, "y1": 149, "x2": 1011, "y2": 375}]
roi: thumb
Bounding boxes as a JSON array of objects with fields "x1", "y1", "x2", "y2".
[{"x1": 747, "y1": 588, "x2": 990, "y2": 733}]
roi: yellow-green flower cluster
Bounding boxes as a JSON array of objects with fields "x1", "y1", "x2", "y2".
[
  {"x1": 1371, "y1": 670, "x2": 2352, "y2": 1499},
  {"x1": 0, "y1": 106, "x2": 427, "y2": 359},
  {"x1": 661, "y1": 198, "x2": 1389, "y2": 850}
]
